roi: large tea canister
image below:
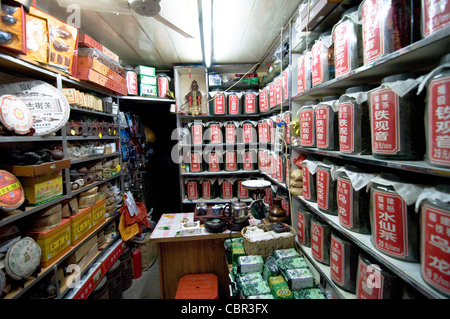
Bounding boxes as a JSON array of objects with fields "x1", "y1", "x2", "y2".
[
  {"x1": 259, "y1": 87, "x2": 269, "y2": 113},
  {"x1": 224, "y1": 121, "x2": 238, "y2": 144},
  {"x1": 311, "y1": 215, "x2": 332, "y2": 265},
  {"x1": 224, "y1": 150, "x2": 239, "y2": 172},
  {"x1": 227, "y1": 91, "x2": 241, "y2": 115},
  {"x1": 369, "y1": 172, "x2": 423, "y2": 262},
  {"x1": 276, "y1": 153, "x2": 286, "y2": 184},
  {"x1": 297, "y1": 50, "x2": 312, "y2": 94},
  {"x1": 332, "y1": 7, "x2": 362, "y2": 78},
  {"x1": 297, "y1": 200, "x2": 313, "y2": 247},
  {"x1": 189, "y1": 150, "x2": 203, "y2": 173},
  {"x1": 186, "y1": 179, "x2": 201, "y2": 200},
  {"x1": 356, "y1": 253, "x2": 402, "y2": 299},
  {"x1": 330, "y1": 231, "x2": 359, "y2": 293},
  {"x1": 311, "y1": 31, "x2": 334, "y2": 87},
  {"x1": 124, "y1": 66, "x2": 138, "y2": 96},
  {"x1": 188, "y1": 121, "x2": 204, "y2": 145},
  {"x1": 369, "y1": 73, "x2": 425, "y2": 159},
  {"x1": 240, "y1": 120, "x2": 258, "y2": 144},
  {"x1": 417, "y1": 185, "x2": 450, "y2": 297},
  {"x1": 209, "y1": 90, "x2": 227, "y2": 115},
  {"x1": 201, "y1": 179, "x2": 218, "y2": 200},
  {"x1": 300, "y1": 101, "x2": 318, "y2": 147},
  {"x1": 236, "y1": 179, "x2": 249, "y2": 200},
  {"x1": 240, "y1": 149, "x2": 257, "y2": 171},
  {"x1": 204, "y1": 150, "x2": 222, "y2": 172},
  {"x1": 243, "y1": 91, "x2": 259, "y2": 114},
  {"x1": 205, "y1": 121, "x2": 223, "y2": 144},
  {"x1": 268, "y1": 82, "x2": 276, "y2": 109},
  {"x1": 421, "y1": 0, "x2": 450, "y2": 38},
  {"x1": 156, "y1": 73, "x2": 170, "y2": 98},
  {"x1": 338, "y1": 85, "x2": 373, "y2": 155},
  {"x1": 220, "y1": 179, "x2": 235, "y2": 200},
  {"x1": 360, "y1": 0, "x2": 419, "y2": 65},
  {"x1": 316, "y1": 95, "x2": 340, "y2": 150},
  {"x1": 316, "y1": 159, "x2": 342, "y2": 215},
  {"x1": 336, "y1": 165, "x2": 375, "y2": 234},
  {"x1": 424, "y1": 54, "x2": 450, "y2": 167},
  {"x1": 301, "y1": 159, "x2": 318, "y2": 203}
]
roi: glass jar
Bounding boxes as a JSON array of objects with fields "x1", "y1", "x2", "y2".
[
  {"x1": 297, "y1": 201, "x2": 313, "y2": 247},
  {"x1": 300, "y1": 101, "x2": 318, "y2": 147},
  {"x1": 311, "y1": 215, "x2": 332, "y2": 265},
  {"x1": 333, "y1": 7, "x2": 363, "y2": 78},
  {"x1": 316, "y1": 95, "x2": 340, "y2": 150},
  {"x1": 243, "y1": 90, "x2": 259, "y2": 115},
  {"x1": 227, "y1": 91, "x2": 241, "y2": 115},
  {"x1": 338, "y1": 85, "x2": 374, "y2": 155},
  {"x1": 311, "y1": 31, "x2": 334, "y2": 87},
  {"x1": 421, "y1": 0, "x2": 450, "y2": 38},
  {"x1": 425, "y1": 53, "x2": 450, "y2": 167},
  {"x1": 316, "y1": 158, "x2": 342, "y2": 215},
  {"x1": 297, "y1": 50, "x2": 312, "y2": 94},
  {"x1": 209, "y1": 90, "x2": 226, "y2": 115},
  {"x1": 369, "y1": 73, "x2": 426, "y2": 159},
  {"x1": 356, "y1": 253, "x2": 403, "y2": 299},
  {"x1": 419, "y1": 184, "x2": 450, "y2": 297},
  {"x1": 330, "y1": 231, "x2": 359, "y2": 293},
  {"x1": 205, "y1": 120, "x2": 223, "y2": 144},
  {"x1": 369, "y1": 172, "x2": 421, "y2": 262},
  {"x1": 336, "y1": 164, "x2": 373, "y2": 234}
]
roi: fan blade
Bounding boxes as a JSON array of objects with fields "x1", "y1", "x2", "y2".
[{"x1": 153, "y1": 14, "x2": 194, "y2": 39}]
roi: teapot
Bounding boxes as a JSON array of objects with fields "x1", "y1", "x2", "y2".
[{"x1": 223, "y1": 199, "x2": 262, "y2": 224}]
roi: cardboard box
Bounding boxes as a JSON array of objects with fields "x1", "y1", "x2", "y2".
[
  {"x1": 28, "y1": 218, "x2": 71, "y2": 268},
  {"x1": 5, "y1": 159, "x2": 70, "y2": 206},
  {"x1": 0, "y1": 3, "x2": 26, "y2": 54},
  {"x1": 77, "y1": 57, "x2": 126, "y2": 86},
  {"x1": 78, "y1": 33, "x2": 119, "y2": 63},
  {"x1": 68, "y1": 206, "x2": 92, "y2": 246},
  {"x1": 91, "y1": 199, "x2": 106, "y2": 230},
  {"x1": 25, "y1": 13, "x2": 49, "y2": 63},
  {"x1": 67, "y1": 235, "x2": 97, "y2": 265},
  {"x1": 139, "y1": 83, "x2": 157, "y2": 97},
  {"x1": 136, "y1": 65, "x2": 156, "y2": 76},
  {"x1": 77, "y1": 68, "x2": 127, "y2": 96}
]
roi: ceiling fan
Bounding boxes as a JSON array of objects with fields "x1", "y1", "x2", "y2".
[{"x1": 56, "y1": 0, "x2": 194, "y2": 38}]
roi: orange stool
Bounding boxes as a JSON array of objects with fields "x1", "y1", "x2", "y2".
[{"x1": 175, "y1": 273, "x2": 219, "y2": 299}]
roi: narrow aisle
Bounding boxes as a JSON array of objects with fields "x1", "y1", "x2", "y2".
[{"x1": 123, "y1": 257, "x2": 161, "y2": 299}]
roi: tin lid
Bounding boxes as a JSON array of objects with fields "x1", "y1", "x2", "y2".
[
  {"x1": 0, "y1": 95, "x2": 33, "y2": 135},
  {"x1": 341, "y1": 6, "x2": 358, "y2": 18},
  {"x1": 321, "y1": 95, "x2": 340, "y2": 102},
  {"x1": 5, "y1": 237, "x2": 41, "y2": 280},
  {"x1": 345, "y1": 85, "x2": 375, "y2": 94},
  {"x1": 303, "y1": 100, "x2": 319, "y2": 107},
  {"x1": 379, "y1": 171, "x2": 417, "y2": 184},
  {"x1": 439, "y1": 53, "x2": 450, "y2": 65},
  {"x1": 381, "y1": 73, "x2": 419, "y2": 84}
]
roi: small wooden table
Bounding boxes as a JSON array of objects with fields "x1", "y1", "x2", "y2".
[{"x1": 150, "y1": 213, "x2": 241, "y2": 299}]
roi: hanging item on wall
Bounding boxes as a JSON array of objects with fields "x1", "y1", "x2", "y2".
[
  {"x1": 185, "y1": 80, "x2": 202, "y2": 115},
  {"x1": 0, "y1": 80, "x2": 70, "y2": 136}
]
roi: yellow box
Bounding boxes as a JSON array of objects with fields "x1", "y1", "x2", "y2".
[
  {"x1": 68, "y1": 206, "x2": 92, "y2": 246},
  {"x1": 91, "y1": 199, "x2": 106, "y2": 230},
  {"x1": 28, "y1": 218, "x2": 71, "y2": 268}
]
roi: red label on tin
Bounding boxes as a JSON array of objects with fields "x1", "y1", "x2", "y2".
[
  {"x1": 337, "y1": 177, "x2": 354, "y2": 229},
  {"x1": 245, "y1": 94, "x2": 256, "y2": 113},
  {"x1": 276, "y1": 156, "x2": 283, "y2": 183},
  {"x1": 300, "y1": 109, "x2": 315, "y2": 146},
  {"x1": 238, "y1": 181, "x2": 248, "y2": 198},
  {"x1": 427, "y1": 77, "x2": 450, "y2": 166},
  {"x1": 362, "y1": 0, "x2": 384, "y2": 64},
  {"x1": 330, "y1": 236, "x2": 345, "y2": 286},
  {"x1": 187, "y1": 181, "x2": 198, "y2": 199},
  {"x1": 311, "y1": 220, "x2": 324, "y2": 262},
  {"x1": 192, "y1": 124, "x2": 203, "y2": 145},
  {"x1": 339, "y1": 102, "x2": 355, "y2": 153},
  {"x1": 276, "y1": 77, "x2": 282, "y2": 105},
  {"x1": 222, "y1": 181, "x2": 233, "y2": 199},
  {"x1": 422, "y1": 0, "x2": 450, "y2": 37},
  {"x1": 356, "y1": 259, "x2": 384, "y2": 299},
  {"x1": 302, "y1": 164, "x2": 311, "y2": 200},
  {"x1": 316, "y1": 168, "x2": 330, "y2": 210},
  {"x1": 259, "y1": 89, "x2": 269, "y2": 112},
  {"x1": 269, "y1": 83, "x2": 276, "y2": 108},
  {"x1": 283, "y1": 69, "x2": 289, "y2": 101},
  {"x1": 225, "y1": 124, "x2": 236, "y2": 144},
  {"x1": 126, "y1": 71, "x2": 138, "y2": 95},
  {"x1": 334, "y1": 21, "x2": 352, "y2": 77},
  {"x1": 264, "y1": 187, "x2": 273, "y2": 206},
  {"x1": 226, "y1": 152, "x2": 236, "y2": 171},
  {"x1": 190, "y1": 152, "x2": 201, "y2": 172},
  {"x1": 243, "y1": 123, "x2": 254, "y2": 143},
  {"x1": 421, "y1": 204, "x2": 450, "y2": 295},
  {"x1": 285, "y1": 113, "x2": 291, "y2": 144},
  {"x1": 316, "y1": 105, "x2": 330, "y2": 148},
  {"x1": 312, "y1": 41, "x2": 324, "y2": 86},
  {"x1": 209, "y1": 153, "x2": 220, "y2": 172},
  {"x1": 297, "y1": 211, "x2": 306, "y2": 245},
  {"x1": 210, "y1": 124, "x2": 221, "y2": 143},
  {"x1": 243, "y1": 152, "x2": 253, "y2": 171},
  {"x1": 271, "y1": 153, "x2": 277, "y2": 179},
  {"x1": 158, "y1": 77, "x2": 169, "y2": 97},
  {"x1": 371, "y1": 88, "x2": 400, "y2": 154},
  {"x1": 372, "y1": 190, "x2": 408, "y2": 258},
  {"x1": 214, "y1": 94, "x2": 225, "y2": 114},
  {"x1": 202, "y1": 181, "x2": 211, "y2": 199},
  {"x1": 228, "y1": 94, "x2": 239, "y2": 114}
]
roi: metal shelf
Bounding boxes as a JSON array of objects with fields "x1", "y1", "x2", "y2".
[
  {"x1": 181, "y1": 169, "x2": 260, "y2": 177},
  {"x1": 119, "y1": 96, "x2": 175, "y2": 103},
  {"x1": 294, "y1": 196, "x2": 447, "y2": 299}
]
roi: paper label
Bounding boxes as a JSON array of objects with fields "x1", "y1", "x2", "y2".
[
  {"x1": 243, "y1": 151, "x2": 253, "y2": 171},
  {"x1": 317, "y1": 168, "x2": 330, "y2": 210},
  {"x1": 245, "y1": 93, "x2": 256, "y2": 113},
  {"x1": 222, "y1": 181, "x2": 233, "y2": 199},
  {"x1": 362, "y1": 0, "x2": 384, "y2": 64},
  {"x1": 330, "y1": 236, "x2": 345, "y2": 286},
  {"x1": 422, "y1": 0, "x2": 450, "y2": 37},
  {"x1": 337, "y1": 177, "x2": 354, "y2": 229},
  {"x1": 300, "y1": 109, "x2": 315, "y2": 146},
  {"x1": 339, "y1": 101, "x2": 355, "y2": 153},
  {"x1": 202, "y1": 181, "x2": 211, "y2": 199},
  {"x1": 208, "y1": 153, "x2": 220, "y2": 172},
  {"x1": 228, "y1": 94, "x2": 239, "y2": 114},
  {"x1": 192, "y1": 124, "x2": 203, "y2": 145},
  {"x1": 334, "y1": 20, "x2": 352, "y2": 77},
  {"x1": 302, "y1": 164, "x2": 311, "y2": 200},
  {"x1": 312, "y1": 41, "x2": 324, "y2": 86},
  {"x1": 356, "y1": 259, "x2": 384, "y2": 299},
  {"x1": 276, "y1": 77, "x2": 282, "y2": 105},
  {"x1": 297, "y1": 211, "x2": 306, "y2": 245},
  {"x1": 187, "y1": 181, "x2": 198, "y2": 199},
  {"x1": 225, "y1": 124, "x2": 236, "y2": 143},
  {"x1": 214, "y1": 94, "x2": 225, "y2": 114},
  {"x1": 269, "y1": 82, "x2": 276, "y2": 108},
  {"x1": 316, "y1": 105, "x2": 330, "y2": 148},
  {"x1": 190, "y1": 152, "x2": 201, "y2": 172},
  {"x1": 311, "y1": 220, "x2": 324, "y2": 262},
  {"x1": 238, "y1": 181, "x2": 248, "y2": 198},
  {"x1": 243, "y1": 123, "x2": 254, "y2": 143},
  {"x1": 226, "y1": 152, "x2": 236, "y2": 171},
  {"x1": 259, "y1": 89, "x2": 269, "y2": 112}
]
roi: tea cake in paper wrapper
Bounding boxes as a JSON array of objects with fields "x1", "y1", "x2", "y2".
[{"x1": 282, "y1": 268, "x2": 314, "y2": 290}]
